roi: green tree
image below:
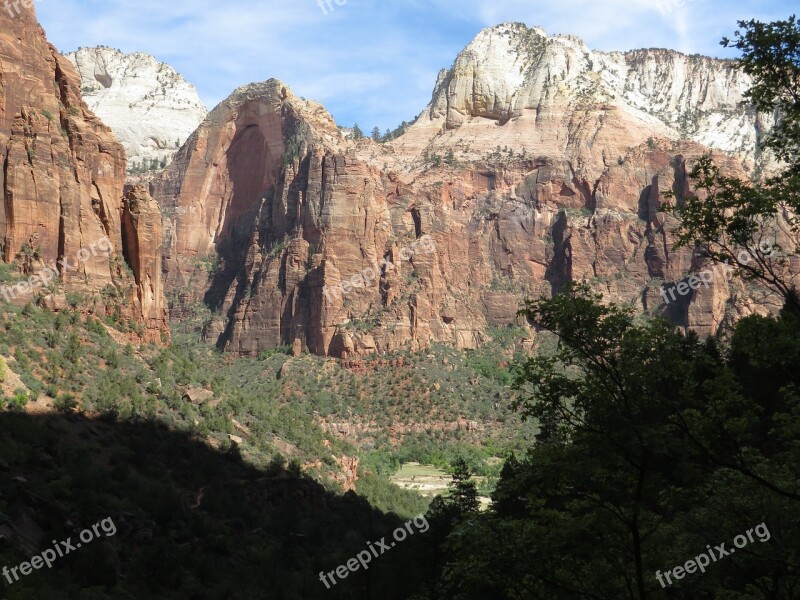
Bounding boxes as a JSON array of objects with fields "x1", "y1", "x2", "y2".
[
  {"x1": 351, "y1": 123, "x2": 364, "y2": 140},
  {"x1": 447, "y1": 457, "x2": 479, "y2": 515},
  {"x1": 64, "y1": 332, "x2": 82, "y2": 363},
  {"x1": 671, "y1": 16, "x2": 800, "y2": 313},
  {"x1": 429, "y1": 280, "x2": 800, "y2": 599}
]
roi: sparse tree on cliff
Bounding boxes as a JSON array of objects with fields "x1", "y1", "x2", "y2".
[{"x1": 670, "y1": 16, "x2": 800, "y2": 314}]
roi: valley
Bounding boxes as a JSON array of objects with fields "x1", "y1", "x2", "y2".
[{"x1": 1, "y1": 3, "x2": 798, "y2": 598}]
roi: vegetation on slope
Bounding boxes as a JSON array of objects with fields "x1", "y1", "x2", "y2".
[
  {"x1": 406, "y1": 15, "x2": 800, "y2": 600},
  {"x1": 1, "y1": 13, "x2": 798, "y2": 600}
]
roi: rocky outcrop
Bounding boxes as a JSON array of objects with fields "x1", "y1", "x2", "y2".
[
  {"x1": 122, "y1": 185, "x2": 169, "y2": 343},
  {"x1": 153, "y1": 80, "x2": 350, "y2": 353},
  {"x1": 334, "y1": 455, "x2": 359, "y2": 491},
  {"x1": 66, "y1": 47, "x2": 207, "y2": 170},
  {"x1": 393, "y1": 22, "x2": 773, "y2": 173},
  {"x1": 153, "y1": 24, "x2": 778, "y2": 357},
  {"x1": 0, "y1": 6, "x2": 167, "y2": 341},
  {"x1": 1, "y1": 11, "x2": 123, "y2": 284}
]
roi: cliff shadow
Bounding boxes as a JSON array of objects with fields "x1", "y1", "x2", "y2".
[
  {"x1": 0, "y1": 411, "x2": 430, "y2": 599},
  {"x1": 203, "y1": 121, "x2": 277, "y2": 313}
]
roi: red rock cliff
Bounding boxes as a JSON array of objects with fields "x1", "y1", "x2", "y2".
[
  {"x1": 0, "y1": 5, "x2": 167, "y2": 342},
  {"x1": 153, "y1": 26, "x2": 779, "y2": 358}
]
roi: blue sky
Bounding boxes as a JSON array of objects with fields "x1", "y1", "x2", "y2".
[{"x1": 37, "y1": 0, "x2": 795, "y2": 132}]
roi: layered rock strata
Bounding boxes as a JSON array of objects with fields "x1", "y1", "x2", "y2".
[
  {"x1": 0, "y1": 6, "x2": 167, "y2": 342},
  {"x1": 153, "y1": 24, "x2": 780, "y2": 357},
  {"x1": 66, "y1": 47, "x2": 207, "y2": 170}
]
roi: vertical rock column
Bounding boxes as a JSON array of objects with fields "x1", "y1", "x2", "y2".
[{"x1": 122, "y1": 185, "x2": 169, "y2": 343}]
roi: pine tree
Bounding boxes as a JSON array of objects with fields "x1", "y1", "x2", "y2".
[{"x1": 448, "y1": 458, "x2": 480, "y2": 515}]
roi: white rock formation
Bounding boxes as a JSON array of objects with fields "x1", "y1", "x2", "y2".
[
  {"x1": 65, "y1": 47, "x2": 207, "y2": 171},
  {"x1": 392, "y1": 22, "x2": 774, "y2": 173}
]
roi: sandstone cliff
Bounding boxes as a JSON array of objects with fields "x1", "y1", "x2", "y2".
[
  {"x1": 0, "y1": 6, "x2": 167, "y2": 342},
  {"x1": 122, "y1": 185, "x2": 169, "y2": 343},
  {"x1": 392, "y1": 23, "x2": 773, "y2": 174},
  {"x1": 66, "y1": 47, "x2": 207, "y2": 170},
  {"x1": 153, "y1": 24, "x2": 777, "y2": 357}
]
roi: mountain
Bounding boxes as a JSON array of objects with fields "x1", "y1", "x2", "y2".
[
  {"x1": 151, "y1": 80, "x2": 355, "y2": 355},
  {"x1": 65, "y1": 47, "x2": 207, "y2": 171},
  {"x1": 0, "y1": 8, "x2": 168, "y2": 342},
  {"x1": 151, "y1": 23, "x2": 778, "y2": 358},
  {"x1": 2, "y1": 13, "x2": 797, "y2": 599},
  {"x1": 393, "y1": 23, "x2": 773, "y2": 172}
]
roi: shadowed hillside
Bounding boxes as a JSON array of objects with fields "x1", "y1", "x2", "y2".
[{"x1": 0, "y1": 412, "x2": 431, "y2": 599}]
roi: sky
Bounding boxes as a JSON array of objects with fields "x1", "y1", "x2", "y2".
[{"x1": 36, "y1": 0, "x2": 796, "y2": 133}]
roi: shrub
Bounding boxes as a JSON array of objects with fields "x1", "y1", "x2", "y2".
[
  {"x1": 64, "y1": 333, "x2": 82, "y2": 363},
  {"x1": 7, "y1": 388, "x2": 29, "y2": 410},
  {"x1": 54, "y1": 392, "x2": 78, "y2": 413},
  {"x1": 65, "y1": 293, "x2": 83, "y2": 308},
  {"x1": 258, "y1": 345, "x2": 292, "y2": 360}
]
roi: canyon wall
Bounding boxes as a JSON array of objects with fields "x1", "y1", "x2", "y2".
[
  {"x1": 0, "y1": 6, "x2": 167, "y2": 342},
  {"x1": 153, "y1": 23, "x2": 776, "y2": 357}
]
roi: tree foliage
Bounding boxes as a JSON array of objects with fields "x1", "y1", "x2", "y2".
[
  {"x1": 670, "y1": 16, "x2": 800, "y2": 313},
  {"x1": 415, "y1": 282, "x2": 800, "y2": 599},
  {"x1": 412, "y1": 17, "x2": 800, "y2": 599}
]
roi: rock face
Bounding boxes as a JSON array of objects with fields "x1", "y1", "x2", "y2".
[
  {"x1": 152, "y1": 80, "x2": 355, "y2": 355},
  {"x1": 394, "y1": 22, "x2": 772, "y2": 173},
  {"x1": 0, "y1": 6, "x2": 167, "y2": 342},
  {"x1": 65, "y1": 47, "x2": 207, "y2": 170},
  {"x1": 154, "y1": 23, "x2": 778, "y2": 357},
  {"x1": 122, "y1": 185, "x2": 169, "y2": 343}
]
